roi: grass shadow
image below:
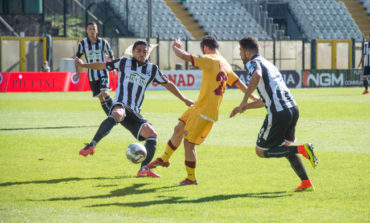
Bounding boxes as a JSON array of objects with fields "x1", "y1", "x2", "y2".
[
  {"x1": 32, "y1": 184, "x2": 178, "y2": 202},
  {"x1": 0, "y1": 176, "x2": 131, "y2": 187},
  {"x1": 87, "y1": 191, "x2": 293, "y2": 208}
]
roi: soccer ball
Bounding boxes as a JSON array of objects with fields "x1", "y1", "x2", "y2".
[{"x1": 126, "y1": 143, "x2": 147, "y2": 164}]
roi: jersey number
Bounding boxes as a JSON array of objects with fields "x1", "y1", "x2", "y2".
[{"x1": 214, "y1": 72, "x2": 227, "y2": 96}]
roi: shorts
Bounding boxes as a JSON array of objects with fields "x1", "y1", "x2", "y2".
[
  {"x1": 112, "y1": 103, "x2": 150, "y2": 141},
  {"x1": 256, "y1": 106, "x2": 299, "y2": 150},
  {"x1": 90, "y1": 76, "x2": 110, "y2": 97},
  {"x1": 364, "y1": 66, "x2": 370, "y2": 76},
  {"x1": 179, "y1": 107, "x2": 214, "y2": 145}
]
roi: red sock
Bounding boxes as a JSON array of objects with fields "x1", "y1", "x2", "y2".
[{"x1": 297, "y1": 145, "x2": 308, "y2": 158}]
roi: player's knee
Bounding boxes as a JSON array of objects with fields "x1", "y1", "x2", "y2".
[
  {"x1": 111, "y1": 107, "x2": 125, "y2": 122},
  {"x1": 174, "y1": 121, "x2": 185, "y2": 135},
  {"x1": 140, "y1": 124, "x2": 157, "y2": 138},
  {"x1": 255, "y1": 147, "x2": 265, "y2": 158}
]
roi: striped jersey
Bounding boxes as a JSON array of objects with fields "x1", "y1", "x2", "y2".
[
  {"x1": 106, "y1": 57, "x2": 168, "y2": 113},
  {"x1": 246, "y1": 55, "x2": 296, "y2": 114},
  {"x1": 76, "y1": 37, "x2": 114, "y2": 81},
  {"x1": 363, "y1": 42, "x2": 370, "y2": 67}
]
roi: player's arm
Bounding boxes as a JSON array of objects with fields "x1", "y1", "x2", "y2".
[
  {"x1": 161, "y1": 81, "x2": 194, "y2": 107},
  {"x1": 172, "y1": 39, "x2": 192, "y2": 62},
  {"x1": 234, "y1": 79, "x2": 259, "y2": 101},
  {"x1": 74, "y1": 57, "x2": 107, "y2": 70},
  {"x1": 230, "y1": 69, "x2": 262, "y2": 118},
  {"x1": 357, "y1": 54, "x2": 365, "y2": 69}
]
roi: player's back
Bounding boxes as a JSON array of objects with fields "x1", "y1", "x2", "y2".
[{"x1": 191, "y1": 53, "x2": 238, "y2": 121}]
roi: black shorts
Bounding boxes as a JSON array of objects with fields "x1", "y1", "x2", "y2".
[
  {"x1": 90, "y1": 76, "x2": 110, "y2": 97},
  {"x1": 364, "y1": 66, "x2": 370, "y2": 76},
  {"x1": 111, "y1": 104, "x2": 150, "y2": 141},
  {"x1": 256, "y1": 106, "x2": 299, "y2": 150}
]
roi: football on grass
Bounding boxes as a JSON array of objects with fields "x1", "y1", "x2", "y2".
[{"x1": 126, "y1": 143, "x2": 147, "y2": 164}]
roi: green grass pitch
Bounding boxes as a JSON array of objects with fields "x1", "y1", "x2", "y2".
[{"x1": 0, "y1": 88, "x2": 369, "y2": 222}]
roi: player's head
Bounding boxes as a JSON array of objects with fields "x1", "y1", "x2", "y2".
[
  {"x1": 132, "y1": 40, "x2": 149, "y2": 64},
  {"x1": 239, "y1": 36, "x2": 259, "y2": 64},
  {"x1": 200, "y1": 36, "x2": 219, "y2": 54},
  {"x1": 86, "y1": 22, "x2": 98, "y2": 38}
]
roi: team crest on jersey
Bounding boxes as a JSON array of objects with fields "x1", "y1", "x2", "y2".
[{"x1": 184, "y1": 130, "x2": 188, "y2": 136}]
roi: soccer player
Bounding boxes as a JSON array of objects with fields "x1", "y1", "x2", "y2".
[
  {"x1": 230, "y1": 36, "x2": 318, "y2": 191},
  {"x1": 357, "y1": 33, "x2": 370, "y2": 95},
  {"x1": 147, "y1": 36, "x2": 257, "y2": 185},
  {"x1": 74, "y1": 40, "x2": 194, "y2": 177},
  {"x1": 74, "y1": 22, "x2": 115, "y2": 115}
]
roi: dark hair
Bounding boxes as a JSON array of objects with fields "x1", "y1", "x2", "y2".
[
  {"x1": 86, "y1": 22, "x2": 97, "y2": 28},
  {"x1": 239, "y1": 36, "x2": 259, "y2": 54},
  {"x1": 200, "y1": 35, "x2": 219, "y2": 50},
  {"x1": 133, "y1": 40, "x2": 149, "y2": 50}
]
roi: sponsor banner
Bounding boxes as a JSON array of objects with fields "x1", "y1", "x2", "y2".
[
  {"x1": 0, "y1": 72, "x2": 9, "y2": 92},
  {"x1": 147, "y1": 70, "x2": 202, "y2": 90},
  {"x1": 6, "y1": 72, "x2": 68, "y2": 92},
  {"x1": 302, "y1": 70, "x2": 362, "y2": 88},
  {"x1": 232, "y1": 70, "x2": 302, "y2": 88}
]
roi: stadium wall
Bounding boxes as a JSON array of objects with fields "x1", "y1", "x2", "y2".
[
  {"x1": 1, "y1": 37, "x2": 364, "y2": 73},
  {"x1": 0, "y1": 69, "x2": 363, "y2": 93}
]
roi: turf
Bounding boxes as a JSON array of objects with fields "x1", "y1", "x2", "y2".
[{"x1": 0, "y1": 88, "x2": 369, "y2": 223}]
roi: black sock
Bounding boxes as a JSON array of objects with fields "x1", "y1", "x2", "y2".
[
  {"x1": 105, "y1": 96, "x2": 113, "y2": 109},
  {"x1": 101, "y1": 101, "x2": 110, "y2": 115},
  {"x1": 364, "y1": 80, "x2": 368, "y2": 90},
  {"x1": 92, "y1": 116, "x2": 117, "y2": 144},
  {"x1": 141, "y1": 138, "x2": 157, "y2": 168},
  {"x1": 263, "y1": 145, "x2": 298, "y2": 158},
  {"x1": 286, "y1": 154, "x2": 309, "y2": 180}
]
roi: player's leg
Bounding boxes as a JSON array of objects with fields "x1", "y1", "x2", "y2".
[
  {"x1": 178, "y1": 139, "x2": 198, "y2": 185},
  {"x1": 79, "y1": 105, "x2": 124, "y2": 156},
  {"x1": 363, "y1": 75, "x2": 369, "y2": 94},
  {"x1": 98, "y1": 76, "x2": 113, "y2": 115}
]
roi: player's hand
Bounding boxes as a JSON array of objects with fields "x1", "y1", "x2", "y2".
[
  {"x1": 72, "y1": 72, "x2": 80, "y2": 82},
  {"x1": 173, "y1": 38, "x2": 182, "y2": 49},
  {"x1": 229, "y1": 103, "x2": 248, "y2": 118},
  {"x1": 113, "y1": 69, "x2": 117, "y2": 76},
  {"x1": 74, "y1": 57, "x2": 84, "y2": 66},
  {"x1": 183, "y1": 98, "x2": 194, "y2": 107}
]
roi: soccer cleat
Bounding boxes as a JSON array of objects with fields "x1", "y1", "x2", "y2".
[
  {"x1": 302, "y1": 143, "x2": 318, "y2": 168},
  {"x1": 295, "y1": 180, "x2": 314, "y2": 192},
  {"x1": 177, "y1": 178, "x2": 198, "y2": 186},
  {"x1": 363, "y1": 90, "x2": 369, "y2": 95},
  {"x1": 79, "y1": 143, "x2": 95, "y2": 157},
  {"x1": 137, "y1": 167, "x2": 160, "y2": 178},
  {"x1": 146, "y1": 157, "x2": 170, "y2": 169}
]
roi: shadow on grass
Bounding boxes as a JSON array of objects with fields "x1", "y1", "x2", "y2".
[
  {"x1": 33, "y1": 183, "x2": 177, "y2": 202},
  {"x1": 87, "y1": 191, "x2": 292, "y2": 208},
  {"x1": 0, "y1": 125, "x2": 97, "y2": 131},
  {"x1": 0, "y1": 176, "x2": 131, "y2": 187}
]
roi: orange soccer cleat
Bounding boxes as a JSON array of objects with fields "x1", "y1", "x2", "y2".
[{"x1": 79, "y1": 143, "x2": 95, "y2": 156}]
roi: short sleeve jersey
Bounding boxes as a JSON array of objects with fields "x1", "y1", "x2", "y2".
[
  {"x1": 106, "y1": 57, "x2": 168, "y2": 113},
  {"x1": 190, "y1": 53, "x2": 239, "y2": 121}
]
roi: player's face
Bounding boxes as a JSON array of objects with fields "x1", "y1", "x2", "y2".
[
  {"x1": 239, "y1": 47, "x2": 248, "y2": 64},
  {"x1": 86, "y1": 24, "x2": 98, "y2": 38},
  {"x1": 132, "y1": 44, "x2": 149, "y2": 64}
]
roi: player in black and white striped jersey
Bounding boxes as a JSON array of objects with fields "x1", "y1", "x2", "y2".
[
  {"x1": 230, "y1": 36, "x2": 318, "y2": 191},
  {"x1": 74, "y1": 22, "x2": 115, "y2": 115},
  {"x1": 74, "y1": 40, "x2": 194, "y2": 177},
  {"x1": 357, "y1": 33, "x2": 370, "y2": 95}
]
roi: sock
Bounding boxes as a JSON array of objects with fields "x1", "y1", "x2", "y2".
[
  {"x1": 185, "y1": 160, "x2": 196, "y2": 181},
  {"x1": 161, "y1": 140, "x2": 178, "y2": 162},
  {"x1": 297, "y1": 144, "x2": 308, "y2": 158},
  {"x1": 286, "y1": 154, "x2": 309, "y2": 181},
  {"x1": 101, "y1": 101, "x2": 110, "y2": 115},
  {"x1": 263, "y1": 145, "x2": 298, "y2": 158},
  {"x1": 141, "y1": 138, "x2": 157, "y2": 168},
  {"x1": 364, "y1": 80, "x2": 368, "y2": 90},
  {"x1": 92, "y1": 116, "x2": 117, "y2": 144},
  {"x1": 105, "y1": 95, "x2": 113, "y2": 109}
]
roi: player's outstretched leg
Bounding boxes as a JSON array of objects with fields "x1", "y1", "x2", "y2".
[
  {"x1": 146, "y1": 140, "x2": 174, "y2": 169},
  {"x1": 297, "y1": 143, "x2": 318, "y2": 168}
]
